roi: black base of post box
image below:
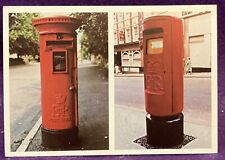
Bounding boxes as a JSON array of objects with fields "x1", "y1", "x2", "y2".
[
  {"x1": 146, "y1": 113, "x2": 184, "y2": 148},
  {"x1": 41, "y1": 126, "x2": 79, "y2": 148}
]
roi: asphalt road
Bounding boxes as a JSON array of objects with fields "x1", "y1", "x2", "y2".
[
  {"x1": 9, "y1": 63, "x2": 41, "y2": 151},
  {"x1": 75, "y1": 62, "x2": 109, "y2": 150},
  {"x1": 115, "y1": 76, "x2": 211, "y2": 126},
  {"x1": 115, "y1": 77, "x2": 145, "y2": 109}
]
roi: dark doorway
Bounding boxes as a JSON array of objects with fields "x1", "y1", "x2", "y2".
[{"x1": 114, "y1": 51, "x2": 122, "y2": 67}]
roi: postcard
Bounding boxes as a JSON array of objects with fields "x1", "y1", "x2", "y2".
[{"x1": 2, "y1": 5, "x2": 217, "y2": 157}]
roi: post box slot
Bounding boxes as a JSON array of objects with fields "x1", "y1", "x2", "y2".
[
  {"x1": 143, "y1": 27, "x2": 163, "y2": 35},
  {"x1": 53, "y1": 51, "x2": 67, "y2": 72},
  {"x1": 46, "y1": 40, "x2": 73, "y2": 47}
]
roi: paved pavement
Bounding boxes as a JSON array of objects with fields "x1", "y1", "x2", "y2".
[
  {"x1": 115, "y1": 72, "x2": 211, "y2": 78},
  {"x1": 26, "y1": 62, "x2": 109, "y2": 151},
  {"x1": 115, "y1": 105, "x2": 211, "y2": 150},
  {"x1": 115, "y1": 75, "x2": 212, "y2": 149}
]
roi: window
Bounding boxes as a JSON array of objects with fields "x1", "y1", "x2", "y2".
[
  {"x1": 124, "y1": 13, "x2": 130, "y2": 20},
  {"x1": 122, "y1": 52, "x2": 129, "y2": 59},
  {"x1": 125, "y1": 19, "x2": 130, "y2": 28},
  {"x1": 131, "y1": 12, "x2": 138, "y2": 17},
  {"x1": 53, "y1": 51, "x2": 66, "y2": 72},
  {"x1": 133, "y1": 25, "x2": 139, "y2": 42},
  {"x1": 125, "y1": 28, "x2": 131, "y2": 43},
  {"x1": 189, "y1": 35, "x2": 204, "y2": 43},
  {"x1": 133, "y1": 52, "x2": 141, "y2": 59},
  {"x1": 147, "y1": 38, "x2": 163, "y2": 55},
  {"x1": 114, "y1": 30, "x2": 118, "y2": 45},
  {"x1": 119, "y1": 30, "x2": 125, "y2": 44},
  {"x1": 118, "y1": 13, "x2": 124, "y2": 22}
]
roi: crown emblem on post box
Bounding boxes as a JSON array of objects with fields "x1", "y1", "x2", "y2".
[{"x1": 55, "y1": 93, "x2": 66, "y2": 104}]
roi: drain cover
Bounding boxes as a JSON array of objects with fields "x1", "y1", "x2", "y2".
[{"x1": 134, "y1": 135, "x2": 196, "y2": 149}]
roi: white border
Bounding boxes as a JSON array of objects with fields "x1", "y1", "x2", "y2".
[
  {"x1": 210, "y1": 6, "x2": 218, "y2": 153},
  {"x1": 3, "y1": 5, "x2": 217, "y2": 157},
  {"x1": 108, "y1": 12, "x2": 115, "y2": 151}
]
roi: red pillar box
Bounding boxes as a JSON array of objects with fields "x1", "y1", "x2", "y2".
[
  {"x1": 143, "y1": 16, "x2": 184, "y2": 147},
  {"x1": 32, "y1": 16, "x2": 80, "y2": 147}
]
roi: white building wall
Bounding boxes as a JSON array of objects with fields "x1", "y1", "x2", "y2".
[
  {"x1": 184, "y1": 13, "x2": 211, "y2": 68},
  {"x1": 187, "y1": 13, "x2": 211, "y2": 35}
]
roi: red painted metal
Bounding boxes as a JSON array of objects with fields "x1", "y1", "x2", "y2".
[
  {"x1": 143, "y1": 16, "x2": 184, "y2": 117},
  {"x1": 32, "y1": 16, "x2": 80, "y2": 130}
]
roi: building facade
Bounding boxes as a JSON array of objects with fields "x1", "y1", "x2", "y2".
[
  {"x1": 114, "y1": 12, "x2": 144, "y2": 73},
  {"x1": 114, "y1": 11, "x2": 212, "y2": 73},
  {"x1": 182, "y1": 11, "x2": 211, "y2": 72}
]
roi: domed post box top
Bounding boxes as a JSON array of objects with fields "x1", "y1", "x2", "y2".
[{"x1": 32, "y1": 16, "x2": 81, "y2": 34}]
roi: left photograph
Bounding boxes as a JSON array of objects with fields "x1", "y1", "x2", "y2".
[{"x1": 6, "y1": 12, "x2": 108, "y2": 152}]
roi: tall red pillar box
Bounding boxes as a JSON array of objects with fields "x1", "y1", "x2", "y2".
[
  {"x1": 32, "y1": 16, "x2": 80, "y2": 147},
  {"x1": 143, "y1": 16, "x2": 184, "y2": 147}
]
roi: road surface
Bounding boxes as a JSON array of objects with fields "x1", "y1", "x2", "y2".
[
  {"x1": 115, "y1": 76, "x2": 211, "y2": 126},
  {"x1": 9, "y1": 63, "x2": 41, "y2": 151}
]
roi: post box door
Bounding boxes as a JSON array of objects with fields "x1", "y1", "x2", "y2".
[
  {"x1": 67, "y1": 48, "x2": 78, "y2": 127},
  {"x1": 144, "y1": 20, "x2": 172, "y2": 116},
  {"x1": 43, "y1": 48, "x2": 78, "y2": 130}
]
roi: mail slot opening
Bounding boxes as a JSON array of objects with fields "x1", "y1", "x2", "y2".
[
  {"x1": 53, "y1": 51, "x2": 67, "y2": 72},
  {"x1": 147, "y1": 38, "x2": 163, "y2": 55},
  {"x1": 143, "y1": 27, "x2": 163, "y2": 35},
  {"x1": 46, "y1": 40, "x2": 73, "y2": 47}
]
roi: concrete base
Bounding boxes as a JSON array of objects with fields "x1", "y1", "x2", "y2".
[
  {"x1": 41, "y1": 126, "x2": 79, "y2": 148},
  {"x1": 146, "y1": 113, "x2": 184, "y2": 147}
]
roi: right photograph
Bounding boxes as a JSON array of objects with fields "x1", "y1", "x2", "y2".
[{"x1": 114, "y1": 11, "x2": 216, "y2": 150}]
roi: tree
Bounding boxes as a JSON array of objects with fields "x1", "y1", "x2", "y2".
[
  {"x1": 71, "y1": 13, "x2": 108, "y2": 63},
  {"x1": 9, "y1": 13, "x2": 40, "y2": 59},
  {"x1": 79, "y1": 33, "x2": 91, "y2": 60}
]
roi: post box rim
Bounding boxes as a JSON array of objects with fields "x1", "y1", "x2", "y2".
[{"x1": 32, "y1": 16, "x2": 81, "y2": 27}]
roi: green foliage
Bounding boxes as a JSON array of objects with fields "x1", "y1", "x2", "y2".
[
  {"x1": 9, "y1": 13, "x2": 40, "y2": 58},
  {"x1": 71, "y1": 13, "x2": 108, "y2": 63},
  {"x1": 79, "y1": 33, "x2": 90, "y2": 60}
]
